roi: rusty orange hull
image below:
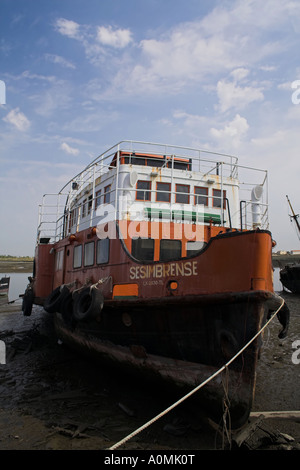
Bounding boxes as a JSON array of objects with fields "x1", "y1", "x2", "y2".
[{"x1": 28, "y1": 227, "x2": 284, "y2": 428}]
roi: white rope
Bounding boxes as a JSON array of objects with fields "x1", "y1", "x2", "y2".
[{"x1": 108, "y1": 295, "x2": 285, "y2": 450}]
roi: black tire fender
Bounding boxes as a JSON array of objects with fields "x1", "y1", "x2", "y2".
[
  {"x1": 73, "y1": 287, "x2": 104, "y2": 322},
  {"x1": 44, "y1": 285, "x2": 69, "y2": 313},
  {"x1": 22, "y1": 287, "x2": 34, "y2": 317}
]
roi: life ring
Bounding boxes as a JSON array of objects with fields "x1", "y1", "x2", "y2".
[
  {"x1": 73, "y1": 287, "x2": 104, "y2": 322},
  {"x1": 44, "y1": 285, "x2": 69, "y2": 313}
]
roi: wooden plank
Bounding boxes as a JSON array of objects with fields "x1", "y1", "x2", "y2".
[{"x1": 250, "y1": 411, "x2": 300, "y2": 419}]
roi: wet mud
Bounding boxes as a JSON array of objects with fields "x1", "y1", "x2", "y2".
[{"x1": 0, "y1": 291, "x2": 299, "y2": 451}]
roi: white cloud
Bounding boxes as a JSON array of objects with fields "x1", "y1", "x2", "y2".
[
  {"x1": 97, "y1": 26, "x2": 132, "y2": 48},
  {"x1": 55, "y1": 18, "x2": 81, "y2": 39},
  {"x1": 230, "y1": 68, "x2": 249, "y2": 82},
  {"x1": 45, "y1": 54, "x2": 76, "y2": 69},
  {"x1": 210, "y1": 114, "x2": 249, "y2": 149},
  {"x1": 60, "y1": 142, "x2": 79, "y2": 155},
  {"x1": 3, "y1": 108, "x2": 30, "y2": 131},
  {"x1": 216, "y1": 79, "x2": 264, "y2": 113}
]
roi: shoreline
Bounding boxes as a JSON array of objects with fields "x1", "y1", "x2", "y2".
[{"x1": 0, "y1": 261, "x2": 33, "y2": 274}]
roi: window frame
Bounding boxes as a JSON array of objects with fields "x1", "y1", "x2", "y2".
[
  {"x1": 131, "y1": 237, "x2": 155, "y2": 261},
  {"x1": 136, "y1": 180, "x2": 151, "y2": 201},
  {"x1": 96, "y1": 238, "x2": 110, "y2": 265},
  {"x1": 160, "y1": 239, "x2": 182, "y2": 262},
  {"x1": 73, "y1": 245, "x2": 82, "y2": 269},
  {"x1": 156, "y1": 182, "x2": 171, "y2": 202},
  {"x1": 213, "y1": 189, "x2": 227, "y2": 209},
  {"x1": 104, "y1": 185, "x2": 111, "y2": 204},
  {"x1": 175, "y1": 183, "x2": 190, "y2": 204},
  {"x1": 84, "y1": 241, "x2": 95, "y2": 267},
  {"x1": 194, "y1": 186, "x2": 208, "y2": 206},
  {"x1": 95, "y1": 189, "x2": 101, "y2": 209}
]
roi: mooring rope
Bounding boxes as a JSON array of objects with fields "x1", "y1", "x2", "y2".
[{"x1": 108, "y1": 295, "x2": 285, "y2": 450}]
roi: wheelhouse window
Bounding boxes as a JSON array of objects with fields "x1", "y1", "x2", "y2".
[
  {"x1": 186, "y1": 241, "x2": 206, "y2": 257},
  {"x1": 136, "y1": 180, "x2": 151, "y2": 201},
  {"x1": 213, "y1": 189, "x2": 226, "y2": 208},
  {"x1": 87, "y1": 195, "x2": 93, "y2": 215},
  {"x1": 97, "y1": 238, "x2": 110, "y2": 264},
  {"x1": 84, "y1": 242, "x2": 94, "y2": 266},
  {"x1": 156, "y1": 182, "x2": 171, "y2": 202},
  {"x1": 160, "y1": 239, "x2": 182, "y2": 261},
  {"x1": 147, "y1": 157, "x2": 165, "y2": 167},
  {"x1": 132, "y1": 238, "x2": 154, "y2": 261},
  {"x1": 131, "y1": 156, "x2": 146, "y2": 166},
  {"x1": 82, "y1": 199, "x2": 87, "y2": 218},
  {"x1": 104, "y1": 185, "x2": 111, "y2": 204},
  {"x1": 73, "y1": 245, "x2": 82, "y2": 269},
  {"x1": 55, "y1": 250, "x2": 64, "y2": 271},
  {"x1": 175, "y1": 184, "x2": 190, "y2": 204},
  {"x1": 69, "y1": 207, "x2": 78, "y2": 228},
  {"x1": 194, "y1": 187, "x2": 208, "y2": 206},
  {"x1": 95, "y1": 190, "x2": 101, "y2": 209}
]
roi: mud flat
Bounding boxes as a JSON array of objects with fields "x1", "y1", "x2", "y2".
[
  {"x1": 0, "y1": 260, "x2": 33, "y2": 273},
  {"x1": 0, "y1": 291, "x2": 299, "y2": 451}
]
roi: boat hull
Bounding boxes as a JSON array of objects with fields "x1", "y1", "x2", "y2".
[
  {"x1": 0, "y1": 276, "x2": 10, "y2": 296},
  {"x1": 280, "y1": 264, "x2": 300, "y2": 294},
  {"x1": 53, "y1": 289, "x2": 279, "y2": 428}
]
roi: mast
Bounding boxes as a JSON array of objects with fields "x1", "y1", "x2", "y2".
[{"x1": 286, "y1": 195, "x2": 300, "y2": 236}]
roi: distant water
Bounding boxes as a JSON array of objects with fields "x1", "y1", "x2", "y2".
[{"x1": 0, "y1": 272, "x2": 31, "y2": 303}]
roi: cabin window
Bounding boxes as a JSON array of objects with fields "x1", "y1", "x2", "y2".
[
  {"x1": 55, "y1": 250, "x2": 64, "y2": 271},
  {"x1": 82, "y1": 199, "x2": 87, "y2": 218},
  {"x1": 136, "y1": 180, "x2": 151, "y2": 201},
  {"x1": 213, "y1": 189, "x2": 226, "y2": 209},
  {"x1": 70, "y1": 207, "x2": 78, "y2": 227},
  {"x1": 84, "y1": 242, "x2": 94, "y2": 266},
  {"x1": 186, "y1": 241, "x2": 206, "y2": 257},
  {"x1": 194, "y1": 187, "x2": 208, "y2": 206},
  {"x1": 104, "y1": 185, "x2": 111, "y2": 204},
  {"x1": 73, "y1": 245, "x2": 82, "y2": 269},
  {"x1": 97, "y1": 238, "x2": 110, "y2": 264},
  {"x1": 147, "y1": 157, "x2": 165, "y2": 167},
  {"x1": 132, "y1": 156, "x2": 146, "y2": 166},
  {"x1": 167, "y1": 161, "x2": 189, "y2": 170},
  {"x1": 160, "y1": 239, "x2": 182, "y2": 261},
  {"x1": 156, "y1": 182, "x2": 171, "y2": 202},
  {"x1": 95, "y1": 190, "x2": 101, "y2": 209},
  {"x1": 132, "y1": 238, "x2": 154, "y2": 261},
  {"x1": 87, "y1": 195, "x2": 93, "y2": 215},
  {"x1": 175, "y1": 184, "x2": 190, "y2": 204}
]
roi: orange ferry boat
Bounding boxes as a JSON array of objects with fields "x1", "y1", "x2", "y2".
[{"x1": 23, "y1": 141, "x2": 288, "y2": 427}]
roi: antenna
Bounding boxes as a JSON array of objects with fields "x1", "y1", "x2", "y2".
[{"x1": 286, "y1": 195, "x2": 300, "y2": 238}]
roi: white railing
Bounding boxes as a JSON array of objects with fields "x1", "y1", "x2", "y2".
[{"x1": 35, "y1": 141, "x2": 268, "y2": 244}]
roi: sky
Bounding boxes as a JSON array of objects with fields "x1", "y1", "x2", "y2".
[{"x1": 1, "y1": 0, "x2": 300, "y2": 256}]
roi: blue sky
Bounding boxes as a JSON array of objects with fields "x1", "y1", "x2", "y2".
[{"x1": 1, "y1": 0, "x2": 300, "y2": 256}]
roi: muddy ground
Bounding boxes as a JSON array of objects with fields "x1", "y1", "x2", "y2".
[{"x1": 0, "y1": 291, "x2": 299, "y2": 453}]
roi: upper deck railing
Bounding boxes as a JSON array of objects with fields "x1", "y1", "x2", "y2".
[{"x1": 36, "y1": 141, "x2": 268, "y2": 244}]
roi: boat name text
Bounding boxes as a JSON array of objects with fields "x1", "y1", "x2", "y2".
[{"x1": 129, "y1": 260, "x2": 198, "y2": 280}]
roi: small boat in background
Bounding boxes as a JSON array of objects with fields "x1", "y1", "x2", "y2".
[
  {"x1": 0, "y1": 276, "x2": 10, "y2": 296},
  {"x1": 280, "y1": 196, "x2": 300, "y2": 294}
]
